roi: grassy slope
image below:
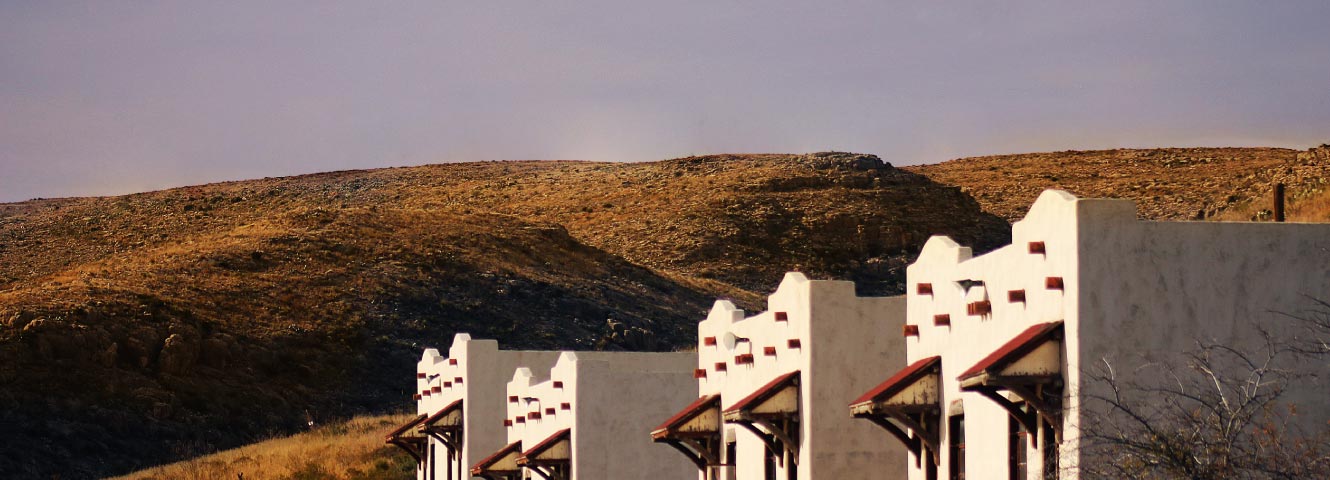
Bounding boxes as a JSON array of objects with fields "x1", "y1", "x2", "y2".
[{"x1": 106, "y1": 414, "x2": 417, "y2": 480}]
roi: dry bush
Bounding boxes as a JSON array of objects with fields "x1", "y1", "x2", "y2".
[{"x1": 1076, "y1": 303, "x2": 1330, "y2": 479}]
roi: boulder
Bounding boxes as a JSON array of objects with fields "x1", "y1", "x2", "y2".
[{"x1": 158, "y1": 334, "x2": 199, "y2": 375}]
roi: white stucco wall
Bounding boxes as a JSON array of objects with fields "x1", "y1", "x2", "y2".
[
  {"x1": 692, "y1": 272, "x2": 906, "y2": 480},
  {"x1": 1074, "y1": 196, "x2": 1330, "y2": 461},
  {"x1": 502, "y1": 351, "x2": 698, "y2": 480},
  {"x1": 906, "y1": 189, "x2": 1330, "y2": 480},
  {"x1": 416, "y1": 334, "x2": 561, "y2": 480},
  {"x1": 906, "y1": 190, "x2": 1078, "y2": 480}
]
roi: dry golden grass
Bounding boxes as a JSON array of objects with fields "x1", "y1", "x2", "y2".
[
  {"x1": 908, "y1": 147, "x2": 1305, "y2": 222},
  {"x1": 107, "y1": 414, "x2": 417, "y2": 480},
  {"x1": 1287, "y1": 189, "x2": 1330, "y2": 222},
  {"x1": 1212, "y1": 187, "x2": 1330, "y2": 223}
]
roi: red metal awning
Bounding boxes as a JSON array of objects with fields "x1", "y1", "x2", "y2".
[
  {"x1": 850, "y1": 356, "x2": 941, "y2": 413},
  {"x1": 723, "y1": 371, "x2": 801, "y2": 459},
  {"x1": 420, "y1": 399, "x2": 464, "y2": 431},
  {"x1": 849, "y1": 357, "x2": 943, "y2": 466},
  {"x1": 723, "y1": 371, "x2": 800, "y2": 418},
  {"x1": 384, "y1": 414, "x2": 429, "y2": 464},
  {"x1": 471, "y1": 441, "x2": 523, "y2": 477},
  {"x1": 652, "y1": 394, "x2": 722, "y2": 440},
  {"x1": 957, "y1": 322, "x2": 1063, "y2": 387},
  {"x1": 520, "y1": 428, "x2": 572, "y2": 464},
  {"x1": 384, "y1": 414, "x2": 428, "y2": 442},
  {"x1": 957, "y1": 321, "x2": 1066, "y2": 444},
  {"x1": 652, "y1": 394, "x2": 724, "y2": 470}
]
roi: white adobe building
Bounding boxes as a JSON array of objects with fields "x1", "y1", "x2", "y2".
[
  {"x1": 850, "y1": 189, "x2": 1330, "y2": 480},
  {"x1": 470, "y1": 350, "x2": 697, "y2": 480},
  {"x1": 651, "y1": 272, "x2": 907, "y2": 480},
  {"x1": 385, "y1": 334, "x2": 564, "y2": 480}
]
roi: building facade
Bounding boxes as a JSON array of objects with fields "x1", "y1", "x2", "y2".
[
  {"x1": 653, "y1": 272, "x2": 907, "y2": 480},
  {"x1": 851, "y1": 189, "x2": 1330, "y2": 480},
  {"x1": 386, "y1": 334, "x2": 563, "y2": 480},
  {"x1": 472, "y1": 351, "x2": 698, "y2": 480}
]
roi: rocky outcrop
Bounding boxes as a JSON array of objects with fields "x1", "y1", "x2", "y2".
[
  {"x1": 908, "y1": 147, "x2": 1310, "y2": 222},
  {"x1": 158, "y1": 333, "x2": 197, "y2": 375}
]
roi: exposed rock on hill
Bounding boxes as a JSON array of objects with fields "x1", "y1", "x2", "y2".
[
  {"x1": 907, "y1": 147, "x2": 1322, "y2": 222},
  {"x1": 0, "y1": 152, "x2": 1006, "y2": 478}
]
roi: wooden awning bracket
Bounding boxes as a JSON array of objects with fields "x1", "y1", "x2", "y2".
[
  {"x1": 523, "y1": 463, "x2": 568, "y2": 480},
  {"x1": 863, "y1": 416, "x2": 921, "y2": 458},
  {"x1": 387, "y1": 438, "x2": 424, "y2": 464},
  {"x1": 856, "y1": 408, "x2": 940, "y2": 465},
  {"x1": 424, "y1": 428, "x2": 465, "y2": 480},
  {"x1": 974, "y1": 382, "x2": 1062, "y2": 444},
  {"x1": 658, "y1": 437, "x2": 720, "y2": 469},
  {"x1": 527, "y1": 465, "x2": 555, "y2": 480},
  {"x1": 728, "y1": 412, "x2": 799, "y2": 459}
]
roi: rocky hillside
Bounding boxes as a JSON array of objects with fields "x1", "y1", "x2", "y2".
[
  {"x1": 0, "y1": 152, "x2": 1008, "y2": 478},
  {"x1": 908, "y1": 146, "x2": 1328, "y2": 222}
]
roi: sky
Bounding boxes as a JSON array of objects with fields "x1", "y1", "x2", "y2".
[{"x1": 2, "y1": 1, "x2": 1329, "y2": 203}]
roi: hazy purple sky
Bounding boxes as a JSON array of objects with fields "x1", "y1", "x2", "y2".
[{"x1": 3, "y1": 2, "x2": 1329, "y2": 202}]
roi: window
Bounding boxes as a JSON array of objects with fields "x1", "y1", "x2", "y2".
[
  {"x1": 724, "y1": 440, "x2": 737, "y2": 480},
  {"x1": 764, "y1": 443, "x2": 777, "y2": 480},
  {"x1": 786, "y1": 416, "x2": 799, "y2": 480},
  {"x1": 1009, "y1": 416, "x2": 1028, "y2": 480},
  {"x1": 1042, "y1": 420, "x2": 1059, "y2": 479},
  {"x1": 949, "y1": 415, "x2": 965, "y2": 480}
]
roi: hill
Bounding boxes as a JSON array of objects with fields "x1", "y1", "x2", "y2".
[
  {"x1": 907, "y1": 146, "x2": 1329, "y2": 222},
  {"x1": 0, "y1": 152, "x2": 1008, "y2": 478}
]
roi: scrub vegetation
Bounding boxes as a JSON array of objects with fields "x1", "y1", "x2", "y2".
[
  {"x1": 106, "y1": 413, "x2": 417, "y2": 480},
  {"x1": 909, "y1": 146, "x2": 1327, "y2": 222}
]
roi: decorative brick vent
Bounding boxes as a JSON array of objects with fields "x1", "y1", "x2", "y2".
[
  {"x1": 414, "y1": 394, "x2": 422, "y2": 401},
  {"x1": 967, "y1": 301, "x2": 992, "y2": 315},
  {"x1": 1046, "y1": 277, "x2": 1064, "y2": 290},
  {"x1": 764, "y1": 346, "x2": 777, "y2": 356},
  {"x1": 529, "y1": 412, "x2": 541, "y2": 420},
  {"x1": 703, "y1": 336, "x2": 717, "y2": 346},
  {"x1": 422, "y1": 390, "x2": 431, "y2": 397},
  {"x1": 694, "y1": 368, "x2": 708, "y2": 378},
  {"x1": 903, "y1": 325, "x2": 920, "y2": 337},
  {"x1": 934, "y1": 314, "x2": 951, "y2": 326},
  {"x1": 444, "y1": 382, "x2": 452, "y2": 388},
  {"x1": 504, "y1": 419, "x2": 513, "y2": 427},
  {"x1": 448, "y1": 359, "x2": 458, "y2": 366},
  {"x1": 561, "y1": 403, "x2": 571, "y2": 410},
  {"x1": 416, "y1": 373, "x2": 426, "y2": 379},
  {"x1": 1028, "y1": 241, "x2": 1046, "y2": 254},
  {"x1": 516, "y1": 416, "x2": 525, "y2": 424},
  {"x1": 1008, "y1": 290, "x2": 1026, "y2": 303},
  {"x1": 715, "y1": 362, "x2": 728, "y2": 372},
  {"x1": 546, "y1": 408, "x2": 556, "y2": 415},
  {"x1": 734, "y1": 354, "x2": 755, "y2": 365},
  {"x1": 775, "y1": 312, "x2": 789, "y2": 322},
  {"x1": 917, "y1": 283, "x2": 933, "y2": 295},
  {"x1": 454, "y1": 377, "x2": 463, "y2": 384},
  {"x1": 431, "y1": 386, "x2": 442, "y2": 393},
  {"x1": 509, "y1": 395, "x2": 519, "y2": 403},
  {"x1": 787, "y1": 339, "x2": 801, "y2": 348},
  {"x1": 553, "y1": 381, "x2": 564, "y2": 389}
]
